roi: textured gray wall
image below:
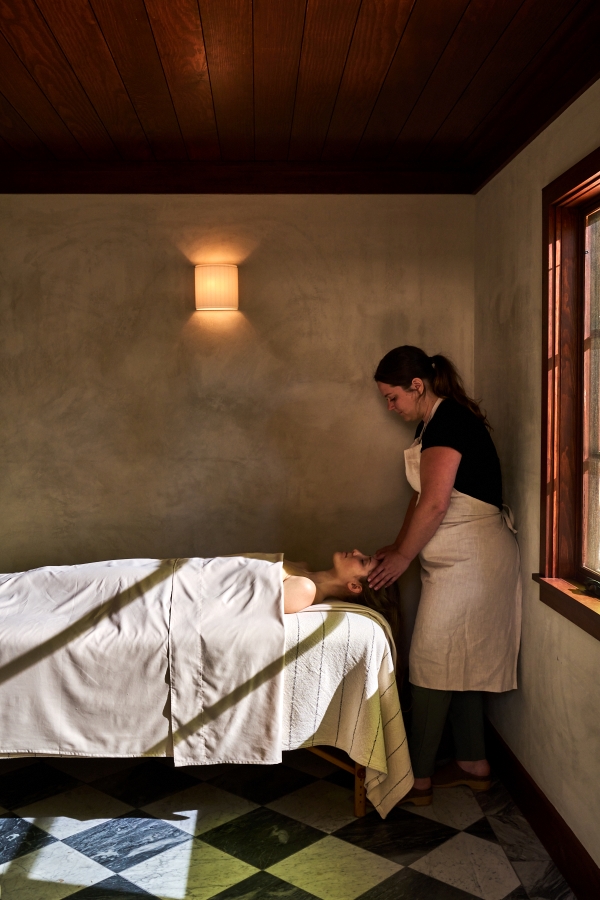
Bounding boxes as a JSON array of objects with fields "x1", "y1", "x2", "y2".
[
  {"x1": 475, "y1": 79, "x2": 600, "y2": 863},
  {"x1": 0, "y1": 195, "x2": 474, "y2": 589}
]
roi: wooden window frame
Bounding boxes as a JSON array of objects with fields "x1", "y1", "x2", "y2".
[{"x1": 538, "y1": 146, "x2": 600, "y2": 641}]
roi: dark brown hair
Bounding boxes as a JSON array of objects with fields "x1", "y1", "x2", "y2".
[{"x1": 374, "y1": 345, "x2": 491, "y2": 429}]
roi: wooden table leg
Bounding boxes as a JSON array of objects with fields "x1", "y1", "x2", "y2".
[
  {"x1": 354, "y1": 764, "x2": 367, "y2": 817},
  {"x1": 307, "y1": 748, "x2": 368, "y2": 817}
]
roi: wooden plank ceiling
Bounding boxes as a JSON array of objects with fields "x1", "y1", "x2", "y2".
[{"x1": 0, "y1": 0, "x2": 600, "y2": 192}]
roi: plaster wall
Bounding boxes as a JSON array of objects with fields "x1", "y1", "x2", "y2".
[
  {"x1": 475, "y1": 79, "x2": 600, "y2": 862},
  {"x1": 0, "y1": 195, "x2": 473, "y2": 661}
]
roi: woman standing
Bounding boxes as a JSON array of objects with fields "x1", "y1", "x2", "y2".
[{"x1": 368, "y1": 345, "x2": 521, "y2": 805}]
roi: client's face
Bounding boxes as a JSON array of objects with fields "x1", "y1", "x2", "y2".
[{"x1": 332, "y1": 550, "x2": 377, "y2": 582}]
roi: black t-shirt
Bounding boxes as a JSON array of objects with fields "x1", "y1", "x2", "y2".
[{"x1": 415, "y1": 398, "x2": 503, "y2": 509}]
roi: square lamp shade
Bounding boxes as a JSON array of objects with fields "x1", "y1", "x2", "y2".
[{"x1": 195, "y1": 264, "x2": 238, "y2": 310}]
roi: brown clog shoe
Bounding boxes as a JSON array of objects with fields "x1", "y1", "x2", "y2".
[
  {"x1": 432, "y1": 760, "x2": 491, "y2": 792},
  {"x1": 398, "y1": 785, "x2": 433, "y2": 807}
]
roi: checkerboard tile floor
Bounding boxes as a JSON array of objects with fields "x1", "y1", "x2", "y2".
[{"x1": 0, "y1": 751, "x2": 575, "y2": 900}]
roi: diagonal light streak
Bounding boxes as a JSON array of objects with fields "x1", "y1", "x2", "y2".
[
  {"x1": 0, "y1": 562, "x2": 175, "y2": 687},
  {"x1": 145, "y1": 613, "x2": 344, "y2": 756}
]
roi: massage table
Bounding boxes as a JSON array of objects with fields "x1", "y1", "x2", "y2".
[{"x1": 0, "y1": 557, "x2": 413, "y2": 818}]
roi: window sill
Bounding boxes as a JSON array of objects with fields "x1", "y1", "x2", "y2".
[{"x1": 533, "y1": 574, "x2": 600, "y2": 642}]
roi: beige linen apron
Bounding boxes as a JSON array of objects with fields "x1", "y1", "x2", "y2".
[{"x1": 407, "y1": 401, "x2": 522, "y2": 692}]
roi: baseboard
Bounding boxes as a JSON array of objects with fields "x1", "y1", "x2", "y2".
[{"x1": 485, "y1": 720, "x2": 600, "y2": 900}]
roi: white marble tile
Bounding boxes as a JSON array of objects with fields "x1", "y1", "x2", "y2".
[
  {"x1": 15, "y1": 783, "x2": 134, "y2": 839},
  {"x1": 268, "y1": 835, "x2": 402, "y2": 900},
  {"x1": 410, "y1": 831, "x2": 521, "y2": 900},
  {"x1": 0, "y1": 841, "x2": 112, "y2": 900},
  {"x1": 266, "y1": 780, "x2": 356, "y2": 833},
  {"x1": 121, "y1": 838, "x2": 258, "y2": 900},
  {"x1": 406, "y1": 785, "x2": 485, "y2": 830},
  {"x1": 142, "y1": 782, "x2": 258, "y2": 836},
  {"x1": 282, "y1": 750, "x2": 337, "y2": 778}
]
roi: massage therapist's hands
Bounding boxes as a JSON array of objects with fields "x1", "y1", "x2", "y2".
[{"x1": 368, "y1": 545, "x2": 410, "y2": 590}]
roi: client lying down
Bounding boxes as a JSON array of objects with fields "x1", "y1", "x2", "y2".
[
  {"x1": 281, "y1": 549, "x2": 378, "y2": 612},
  {"x1": 0, "y1": 549, "x2": 412, "y2": 814}
]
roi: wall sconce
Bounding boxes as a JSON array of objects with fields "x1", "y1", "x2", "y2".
[{"x1": 195, "y1": 264, "x2": 239, "y2": 310}]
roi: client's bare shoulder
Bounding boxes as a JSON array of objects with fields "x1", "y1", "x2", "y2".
[{"x1": 283, "y1": 575, "x2": 316, "y2": 614}]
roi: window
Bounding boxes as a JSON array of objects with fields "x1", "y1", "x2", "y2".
[
  {"x1": 539, "y1": 148, "x2": 600, "y2": 641},
  {"x1": 583, "y1": 209, "x2": 600, "y2": 577}
]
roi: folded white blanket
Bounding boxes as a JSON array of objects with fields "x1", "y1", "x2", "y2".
[
  {"x1": 0, "y1": 556, "x2": 284, "y2": 766},
  {"x1": 284, "y1": 602, "x2": 413, "y2": 817},
  {"x1": 170, "y1": 557, "x2": 284, "y2": 765}
]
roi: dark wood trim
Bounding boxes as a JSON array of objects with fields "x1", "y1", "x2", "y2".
[
  {"x1": 557, "y1": 207, "x2": 582, "y2": 577},
  {"x1": 0, "y1": 161, "x2": 476, "y2": 194},
  {"x1": 533, "y1": 574, "x2": 600, "y2": 642},
  {"x1": 540, "y1": 195, "x2": 552, "y2": 575},
  {"x1": 540, "y1": 200, "x2": 583, "y2": 579},
  {"x1": 540, "y1": 153, "x2": 600, "y2": 595},
  {"x1": 486, "y1": 719, "x2": 600, "y2": 900}
]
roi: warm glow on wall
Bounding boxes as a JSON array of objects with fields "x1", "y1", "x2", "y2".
[{"x1": 195, "y1": 264, "x2": 238, "y2": 310}]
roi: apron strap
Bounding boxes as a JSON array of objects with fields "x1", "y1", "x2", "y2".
[
  {"x1": 502, "y1": 505, "x2": 517, "y2": 534},
  {"x1": 418, "y1": 397, "x2": 444, "y2": 445}
]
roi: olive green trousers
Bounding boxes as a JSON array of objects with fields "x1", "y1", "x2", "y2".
[{"x1": 409, "y1": 684, "x2": 486, "y2": 778}]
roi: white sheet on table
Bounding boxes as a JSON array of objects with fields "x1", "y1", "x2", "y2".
[
  {"x1": 283, "y1": 602, "x2": 413, "y2": 817},
  {"x1": 0, "y1": 556, "x2": 284, "y2": 766}
]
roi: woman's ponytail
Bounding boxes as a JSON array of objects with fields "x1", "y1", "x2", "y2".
[
  {"x1": 428, "y1": 354, "x2": 490, "y2": 427},
  {"x1": 375, "y1": 345, "x2": 491, "y2": 429}
]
